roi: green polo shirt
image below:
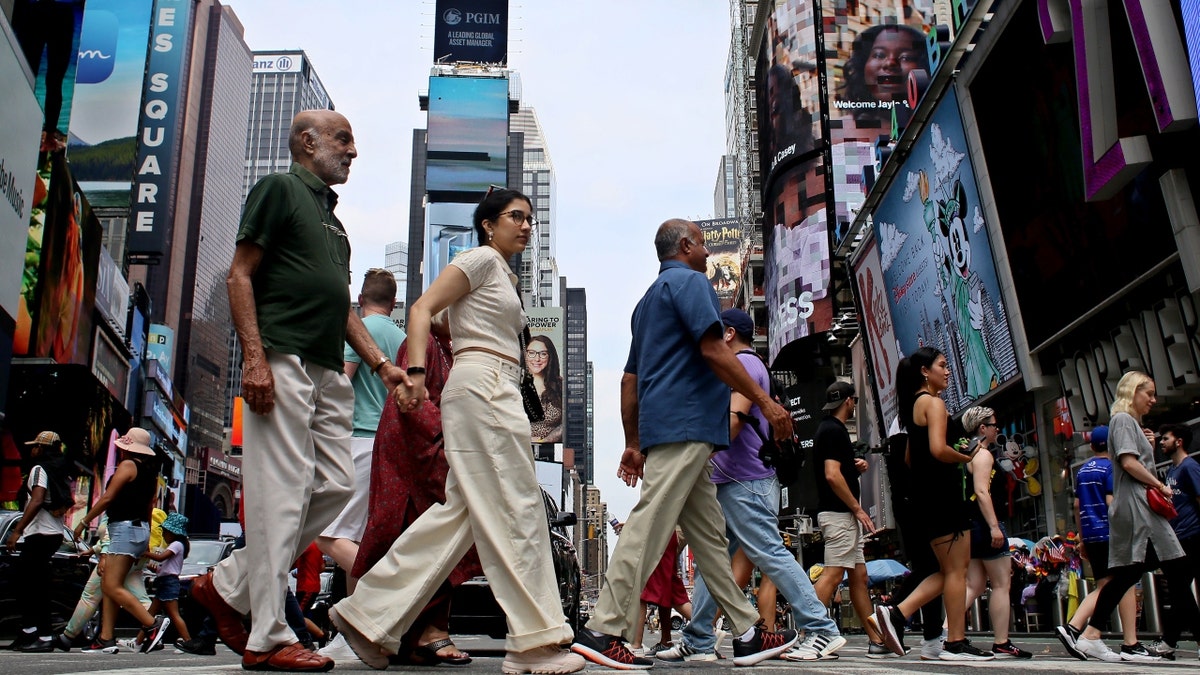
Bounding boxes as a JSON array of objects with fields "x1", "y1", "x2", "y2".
[{"x1": 237, "y1": 163, "x2": 351, "y2": 371}]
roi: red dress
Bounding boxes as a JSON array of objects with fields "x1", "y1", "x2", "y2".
[{"x1": 640, "y1": 532, "x2": 689, "y2": 608}]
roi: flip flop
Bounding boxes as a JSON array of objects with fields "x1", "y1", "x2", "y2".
[{"x1": 411, "y1": 638, "x2": 472, "y2": 666}]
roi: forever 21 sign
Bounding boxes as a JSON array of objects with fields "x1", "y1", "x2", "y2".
[{"x1": 128, "y1": 0, "x2": 191, "y2": 259}]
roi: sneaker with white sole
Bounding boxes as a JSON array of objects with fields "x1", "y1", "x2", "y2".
[
  {"x1": 140, "y1": 615, "x2": 170, "y2": 654},
  {"x1": 656, "y1": 642, "x2": 717, "y2": 662},
  {"x1": 628, "y1": 645, "x2": 646, "y2": 657},
  {"x1": 317, "y1": 634, "x2": 364, "y2": 665},
  {"x1": 1075, "y1": 636, "x2": 1122, "y2": 662},
  {"x1": 116, "y1": 638, "x2": 138, "y2": 651},
  {"x1": 939, "y1": 638, "x2": 994, "y2": 661},
  {"x1": 1146, "y1": 640, "x2": 1176, "y2": 661},
  {"x1": 1120, "y1": 642, "x2": 1162, "y2": 662},
  {"x1": 731, "y1": 624, "x2": 798, "y2": 667},
  {"x1": 873, "y1": 604, "x2": 907, "y2": 656},
  {"x1": 82, "y1": 637, "x2": 119, "y2": 654},
  {"x1": 783, "y1": 633, "x2": 846, "y2": 661},
  {"x1": 502, "y1": 645, "x2": 586, "y2": 674},
  {"x1": 992, "y1": 640, "x2": 1032, "y2": 659},
  {"x1": 571, "y1": 630, "x2": 654, "y2": 669},
  {"x1": 1055, "y1": 624, "x2": 1086, "y2": 661},
  {"x1": 866, "y1": 641, "x2": 902, "y2": 659},
  {"x1": 920, "y1": 636, "x2": 944, "y2": 660},
  {"x1": 644, "y1": 642, "x2": 672, "y2": 657}
]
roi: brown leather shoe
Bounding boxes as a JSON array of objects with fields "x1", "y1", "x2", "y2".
[
  {"x1": 242, "y1": 642, "x2": 333, "y2": 672},
  {"x1": 190, "y1": 570, "x2": 249, "y2": 655}
]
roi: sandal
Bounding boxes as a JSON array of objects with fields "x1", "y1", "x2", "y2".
[{"x1": 411, "y1": 638, "x2": 472, "y2": 665}]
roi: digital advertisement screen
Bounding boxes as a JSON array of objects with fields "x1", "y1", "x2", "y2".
[
  {"x1": 423, "y1": 202, "x2": 478, "y2": 290},
  {"x1": 11, "y1": 0, "x2": 86, "y2": 136},
  {"x1": 426, "y1": 76, "x2": 509, "y2": 197},
  {"x1": 869, "y1": 87, "x2": 1018, "y2": 416},
  {"x1": 525, "y1": 307, "x2": 564, "y2": 445},
  {"x1": 756, "y1": 0, "x2": 822, "y2": 191},
  {"x1": 432, "y1": 0, "x2": 508, "y2": 65}
]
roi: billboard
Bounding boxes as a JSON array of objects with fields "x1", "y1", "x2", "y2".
[
  {"x1": 870, "y1": 87, "x2": 1018, "y2": 416},
  {"x1": 696, "y1": 217, "x2": 747, "y2": 310},
  {"x1": 764, "y1": 157, "x2": 833, "y2": 364},
  {"x1": 127, "y1": 0, "x2": 193, "y2": 258},
  {"x1": 14, "y1": 151, "x2": 102, "y2": 366},
  {"x1": 68, "y1": 0, "x2": 155, "y2": 192},
  {"x1": 756, "y1": 0, "x2": 822, "y2": 190},
  {"x1": 426, "y1": 76, "x2": 509, "y2": 199},
  {"x1": 852, "y1": 232, "x2": 901, "y2": 427},
  {"x1": 433, "y1": 0, "x2": 508, "y2": 65},
  {"x1": 11, "y1": 0, "x2": 86, "y2": 137},
  {"x1": 146, "y1": 322, "x2": 173, "y2": 375},
  {"x1": 93, "y1": 246, "x2": 129, "y2": 338},
  {"x1": 423, "y1": 202, "x2": 478, "y2": 290},
  {"x1": 525, "y1": 307, "x2": 564, "y2": 444},
  {"x1": 252, "y1": 52, "x2": 302, "y2": 74}
]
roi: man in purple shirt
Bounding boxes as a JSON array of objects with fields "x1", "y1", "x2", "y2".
[{"x1": 659, "y1": 309, "x2": 844, "y2": 663}]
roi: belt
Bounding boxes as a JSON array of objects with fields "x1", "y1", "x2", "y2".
[{"x1": 454, "y1": 346, "x2": 519, "y2": 366}]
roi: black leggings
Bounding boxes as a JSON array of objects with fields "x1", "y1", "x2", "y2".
[
  {"x1": 1088, "y1": 543, "x2": 1200, "y2": 641},
  {"x1": 1161, "y1": 535, "x2": 1200, "y2": 645}
]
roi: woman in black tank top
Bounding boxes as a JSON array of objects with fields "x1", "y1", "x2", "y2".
[
  {"x1": 71, "y1": 427, "x2": 166, "y2": 653},
  {"x1": 884, "y1": 348, "x2": 994, "y2": 660}
]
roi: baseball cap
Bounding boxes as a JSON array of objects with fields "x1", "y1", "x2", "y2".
[
  {"x1": 25, "y1": 431, "x2": 61, "y2": 446},
  {"x1": 823, "y1": 381, "x2": 856, "y2": 411},
  {"x1": 1089, "y1": 425, "x2": 1108, "y2": 450},
  {"x1": 720, "y1": 308, "x2": 754, "y2": 341}
]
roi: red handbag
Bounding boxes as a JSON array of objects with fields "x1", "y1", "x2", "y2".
[{"x1": 1147, "y1": 485, "x2": 1178, "y2": 520}]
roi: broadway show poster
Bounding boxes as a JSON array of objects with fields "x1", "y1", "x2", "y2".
[
  {"x1": 695, "y1": 217, "x2": 746, "y2": 310},
  {"x1": 852, "y1": 231, "x2": 901, "y2": 427},
  {"x1": 870, "y1": 87, "x2": 1018, "y2": 416},
  {"x1": 524, "y1": 307, "x2": 564, "y2": 444},
  {"x1": 68, "y1": 0, "x2": 154, "y2": 191},
  {"x1": 14, "y1": 151, "x2": 102, "y2": 366},
  {"x1": 11, "y1": 0, "x2": 87, "y2": 137}
]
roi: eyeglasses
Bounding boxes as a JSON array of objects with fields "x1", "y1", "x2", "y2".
[
  {"x1": 525, "y1": 349, "x2": 549, "y2": 359},
  {"x1": 499, "y1": 210, "x2": 538, "y2": 227},
  {"x1": 981, "y1": 422, "x2": 999, "y2": 428}
]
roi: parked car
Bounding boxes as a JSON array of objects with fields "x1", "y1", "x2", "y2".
[
  {"x1": 0, "y1": 509, "x2": 93, "y2": 639},
  {"x1": 449, "y1": 490, "x2": 581, "y2": 639}
]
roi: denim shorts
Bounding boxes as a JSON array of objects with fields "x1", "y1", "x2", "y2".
[
  {"x1": 106, "y1": 519, "x2": 149, "y2": 558},
  {"x1": 155, "y1": 574, "x2": 181, "y2": 602},
  {"x1": 969, "y1": 518, "x2": 1010, "y2": 560}
]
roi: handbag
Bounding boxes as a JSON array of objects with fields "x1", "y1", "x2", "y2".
[
  {"x1": 518, "y1": 325, "x2": 545, "y2": 423},
  {"x1": 1147, "y1": 485, "x2": 1178, "y2": 520}
]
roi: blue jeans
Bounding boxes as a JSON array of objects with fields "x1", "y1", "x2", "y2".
[{"x1": 683, "y1": 476, "x2": 839, "y2": 651}]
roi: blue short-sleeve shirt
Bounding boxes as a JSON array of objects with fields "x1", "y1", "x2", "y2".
[{"x1": 625, "y1": 261, "x2": 729, "y2": 451}]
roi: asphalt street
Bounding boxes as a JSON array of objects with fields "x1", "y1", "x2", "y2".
[{"x1": 2, "y1": 636, "x2": 1197, "y2": 674}]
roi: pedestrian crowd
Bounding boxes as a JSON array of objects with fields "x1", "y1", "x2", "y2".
[{"x1": 5, "y1": 109, "x2": 1198, "y2": 673}]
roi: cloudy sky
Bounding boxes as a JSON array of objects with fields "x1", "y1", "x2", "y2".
[{"x1": 229, "y1": 0, "x2": 733, "y2": 522}]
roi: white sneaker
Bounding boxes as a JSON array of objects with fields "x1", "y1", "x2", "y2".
[
  {"x1": 783, "y1": 633, "x2": 846, "y2": 661},
  {"x1": 502, "y1": 646, "x2": 586, "y2": 674},
  {"x1": 318, "y1": 634, "x2": 365, "y2": 665},
  {"x1": 628, "y1": 645, "x2": 646, "y2": 657},
  {"x1": 116, "y1": 638, "x2": 138, "y2": 651},
  {"x1": 656, "y1": 642, "x2": 717, "y2": 662},
  {"x1": 920, "y1": 636, "x2": 944, "y2": 660},
  {"x1": 1075, "y1": 636, "x2": 1122, "y2": 662}
]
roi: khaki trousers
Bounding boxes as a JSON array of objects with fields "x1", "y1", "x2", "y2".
[
  {"x1": 333, "y1": 353, "x2": 574, "y2": 653},
  {"x1": 213, "y1": 351, "x2": 354, "y2": 652},
  {"x1": 588, "y1": 441, "x2": 759, "y2": 639}
]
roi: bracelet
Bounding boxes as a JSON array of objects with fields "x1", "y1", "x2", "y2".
[
  {"x1": 406, "y1": 366, "x2": 426, "y2": 376},
  {"x1": 372, "y1": 357, "x2": 390, "y2": 374}
]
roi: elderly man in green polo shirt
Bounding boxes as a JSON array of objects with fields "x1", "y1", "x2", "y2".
[{"x1": 189, "y1": 109, "x2": 409, "y2": 673}]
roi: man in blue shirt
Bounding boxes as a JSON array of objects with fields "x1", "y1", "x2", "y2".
[
  {"x1": 1152, "y1": 423, "x2": 1200, "y2": 659},
  {"x1": 1058, "y1": 426, "x2": 1141, "y2": 659},
  {"x1": 572, "y1": 220, "x2": 797, "y2": 670}
]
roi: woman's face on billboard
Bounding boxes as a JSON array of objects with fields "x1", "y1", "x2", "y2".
[
  {"x1": 864, "y1": 28, "x2": 923, "y2": 101},
  {"x1": 525, "y1": 339, "x2": 550, "y2": 376}
]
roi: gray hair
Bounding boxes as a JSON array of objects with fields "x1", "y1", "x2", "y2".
[
  {"x1": 961, "y1": 406, "x2": 995, "y2": 435},
  {"x1": 655, "y1": 219, "x2": 693, "y2": 261}
]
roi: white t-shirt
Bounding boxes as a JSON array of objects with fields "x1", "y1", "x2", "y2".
[
  {"x1": 22, "y1": 466, "x2": 65, "y2": 538},
  {"x1": 157, "y1": 540, "x2": 186, "y2": 577},
  {"x1": 447, "y1": 246, "x2": 524, "y2": 361}
]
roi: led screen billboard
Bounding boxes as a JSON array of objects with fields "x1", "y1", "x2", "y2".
[
  {"x1": 764, "y1": 156, "x2": 833, "y2": 364},
  {"x1": 426, "y1": 76, "x2": 509, "y2": 199},
  {"x1": 433, "y1": 0, "x2": 508, "y2": 65},
  {"x1": 525, "y1": 307, "x2": 564, "y2": 444},
  {"x1": 68, "y1": 0, "x2": 154, "y2": 193},
  {"x1": 695, "y1": 217, "x2": 747, "y2": 310},
  {"x1": 756, "y1": 0, "x2": 822, "y2": 189},
  {"x1": 870, "y1": 87, "x2": 1018, "y2": 416},
  {"x1": 423, "y1": 202, "x2": 478, "y2": 290}
]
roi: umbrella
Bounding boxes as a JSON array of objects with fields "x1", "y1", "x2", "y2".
[
  {"x1": 1008, "y1": 537, "x2": 1035, "y2": 551},
  {"x1": 864, "y1": 559, "x2": 910, "y2": 585}
]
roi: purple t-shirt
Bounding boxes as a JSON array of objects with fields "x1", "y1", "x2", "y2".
[{"x1": 711, "y1": 352, "x2": 774, "y2": 484}]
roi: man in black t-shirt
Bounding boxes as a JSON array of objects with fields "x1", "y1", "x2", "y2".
[{"x1": 812, "y1": 382, "x2": 886, "y2": 652}]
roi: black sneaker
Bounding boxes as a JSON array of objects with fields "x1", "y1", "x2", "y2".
[
  {"x1": 1147, "y1": 640, "x2": 1176, "y2": 661},
  {"x1": 82, "y1": 637, "x2": 120, "y2": 654},
  {"x1": 1055, "y1": 624, "x2": 1086, "y2": 661},
  {"x1": 140, "y1": 615, "x2": 171, "y2": 654},
  {"x1": 51, "y1": 632, "x2": 72, "y2": 652},
  {"x1": 18, "y1": 637, "x2": 54, "y2": 653},
  {"x1": 571, "y1": 629, "x2": 654, "y2": 670},
  {"x1": 10, "y1": 631, "x2": 38, "y2": 650},
  {"x1": 938, "y1": 639, "x2": 994, "y2": 661},
  {"x1": 873, "y1": 604, "x2": 907, "y2": 656},
  {"x1": 731, "y1": 623, "x2": 798, "y2": 667},
  {"x1": 1120, "y1": 642, "x2": 1162, "y2": 662},
  {"x1": 992, "y1": 640, "x2": 1032, "y2": 659},
  {"x1": 175, "y1": 637, "x2": 217, "y2": 656}
]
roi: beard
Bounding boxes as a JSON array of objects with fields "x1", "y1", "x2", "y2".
[{"x1": 312, "y1": 139, "x2": 351, "y2": 184}]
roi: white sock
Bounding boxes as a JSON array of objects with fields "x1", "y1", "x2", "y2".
[
  {"x1": 22, "y1": 627, "x2": 36, "y2": 635},
  {"x1": 738, "y1": 627, "x2": 756, "y2": 642}
]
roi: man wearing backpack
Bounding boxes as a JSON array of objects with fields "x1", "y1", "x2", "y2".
[
  {"x1": 660, "y1": 309, "x2": 845, "y2": 663},
  {"x1": 7, "y1": 430, "x2": 70, "y2": 652}
]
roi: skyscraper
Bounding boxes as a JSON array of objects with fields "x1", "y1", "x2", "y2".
[
  {"x1": 511, "y1": 107, "x2": 557, "y2": 307},
  {"x1": 564, "y1": 286, "x2": 590, "y2": 483}
]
